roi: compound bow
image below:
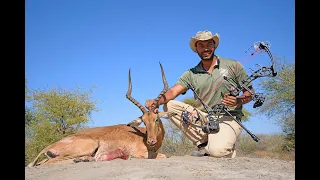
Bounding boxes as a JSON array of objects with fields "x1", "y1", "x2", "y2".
[{"x1": 182, "y1": 41, "x2": 277, "y2": 142}]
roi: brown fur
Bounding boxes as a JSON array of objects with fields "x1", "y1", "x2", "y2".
[
  {"x1": 28, "y1": 122, "x2": 167, "y2": 167},
  {"x1": 27, "y1": 63, "x2": 170, "y2": 167}
]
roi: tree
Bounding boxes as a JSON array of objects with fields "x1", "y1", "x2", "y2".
[
  {"x1": 25, "y1": 78, "x2": 33, "y2": 126},
  {"x1": 256, "y1": 59, "x2": 295, "y2": 150},
  {"x1": 25, "y1": 78, "x2": 28, "y2": 98},
  {"x1": 25, "y1": 85, "x2": 99, "y2": 164},
  {"x1": 25, "y1": 107, "x2": 35, "y2": 126}
]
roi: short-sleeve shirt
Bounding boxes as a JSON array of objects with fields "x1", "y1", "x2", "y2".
[{"x1": 176, "y1": 56, "x2": 252, "y2": 115}]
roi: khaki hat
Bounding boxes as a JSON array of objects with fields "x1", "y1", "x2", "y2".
[{"x1": 189, "y1": 30, "x2": 220, "y2": 52}]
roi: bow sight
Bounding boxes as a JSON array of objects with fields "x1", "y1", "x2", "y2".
[{"x1": 182, "y1": 41, "x2": 277, "y2": 142}]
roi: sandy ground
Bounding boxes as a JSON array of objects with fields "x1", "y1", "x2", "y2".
[{"x1": 25, "y1": 155, "x2": 295, "y2": 180}]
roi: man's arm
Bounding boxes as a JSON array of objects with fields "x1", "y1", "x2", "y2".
[
  {"x1": 237, "y1": 85, "x2": 254, "y2": 105},
  {"x1": 159, "y1": 84, "x2": 186, "y2": 104},
  {"x1": 221, "y1": 61, "x2": 255, "y2": 107},
  {"x1": 222, "y1": 86, "x2": 254, "y2": 107},
  {"x1": 145, "y1": 84, "x2": 186, "y2": 112}
]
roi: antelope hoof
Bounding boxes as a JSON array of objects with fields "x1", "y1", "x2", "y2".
[
  {"x1": 46, "y1": 151, "x2": 56, "y2": 158},
  {"x1": 73, "y1": 158, "x2": 82, "y2": 163},
  {"x1": 73, "y1": 157, "x2": 91, "y2": 163},
  {"x1": 156, "y1": 153, "x2": 167, "y2": 159}
]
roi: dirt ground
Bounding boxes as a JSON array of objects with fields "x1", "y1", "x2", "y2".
[{"x1": 25, "y1": 155, "x2": 295, "y2": 180}]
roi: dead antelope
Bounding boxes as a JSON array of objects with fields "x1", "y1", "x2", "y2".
[{"x1": 27, "y1": 63, "x2": 173, "y2": 167}]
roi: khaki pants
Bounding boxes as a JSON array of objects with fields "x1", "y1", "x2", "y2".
[{"x1": 163, "y1": 100, "x2": 242, "y2": 158}]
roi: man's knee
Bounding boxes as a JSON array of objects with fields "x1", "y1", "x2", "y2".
[
  {"x1": 206, "y1": 145, "x2": 235, "y2": 158},
  {"x1": 163, "y1": 100, "x2": 177, "y2": 112}
]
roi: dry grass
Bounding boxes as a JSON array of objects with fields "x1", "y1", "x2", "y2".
[
  {"x1": 159, "y1": 132, "x2": 295, "y2": 161},
  {"x1": 235, "y1": 133, "x2": 295, "y2": 161}
]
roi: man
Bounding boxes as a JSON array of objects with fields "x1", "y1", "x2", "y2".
[{"x1": 145, "y1": 30, "x2": 254, "y2": 158}]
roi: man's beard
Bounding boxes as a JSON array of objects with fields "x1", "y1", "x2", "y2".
[{"x1": 198, "y1": 52, "x2": 215, "y2": 61}]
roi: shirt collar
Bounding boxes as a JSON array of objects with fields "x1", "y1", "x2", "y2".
[{"x1": 190, "y1": 56, "x2": 220, "y2": 74}]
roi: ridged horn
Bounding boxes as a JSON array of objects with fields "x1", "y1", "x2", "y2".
[
  {"x1": 126, "y1": 69, "x2": 147, "y2": 113},
  {"x1": 151, "y1": 62, "x2": 169, "y2": 112}
]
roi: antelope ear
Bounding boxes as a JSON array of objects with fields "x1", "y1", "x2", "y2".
[
  {"x1": 158, "y1": 112, "x2": 177, "y2": 119},
  {"x1": 127, "y1": 117, "x2": 143, "y2": 127}
]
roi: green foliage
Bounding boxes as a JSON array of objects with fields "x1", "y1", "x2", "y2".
[
  {"x1": 25, "y1": 78, "x2": 31, "y2": 101},
  {"x1": 27, "y1": 86, "x2": 99, "y2": 134},
  {"x1": 240, "y1": 108, "x2": 251, "y2": 121},
  {"x1": 25, "y1": 84, "x2": 99, "y2": 165},
  {"x1": 183, "y1": 98, "x2": 197, "y2": 107},
  {"x1": 256, "y1": 59, "x2": 295, "y2": 150},
  {"x1": 26, "y1": 119, "x2": 68, "y2": 163},
  {"x1": 25, "y1": 107, "x2": 35, "y2": 126}
]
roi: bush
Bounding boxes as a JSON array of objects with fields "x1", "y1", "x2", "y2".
[{"x1": 159, "y1": 120, "x2": 295, "y2": 161}]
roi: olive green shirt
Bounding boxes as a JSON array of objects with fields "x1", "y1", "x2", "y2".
[{"x1": 177, "y1": 56, "x2": 252, "y2": 116}]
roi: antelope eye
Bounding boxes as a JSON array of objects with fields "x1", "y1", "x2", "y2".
[{"x1": 155, "y1": 118, "x2": 159, "y2": 123}]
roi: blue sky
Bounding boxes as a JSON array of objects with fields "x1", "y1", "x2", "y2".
[{"x1": 25, "y1": 0, "x2": 294, "y2": 134}]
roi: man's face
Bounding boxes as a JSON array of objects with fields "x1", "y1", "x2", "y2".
[{"x1": 196, "y1": 39, "x2": 215, "y2": 60}]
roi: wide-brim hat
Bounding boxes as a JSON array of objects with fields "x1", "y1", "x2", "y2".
[{"x1": 189, "y1": 30, "x2": 220, "y2": 52}]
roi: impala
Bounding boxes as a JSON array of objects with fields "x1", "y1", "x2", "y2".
[{"x1": 27, "y1": 63, "x2": 174, "y2": 167}]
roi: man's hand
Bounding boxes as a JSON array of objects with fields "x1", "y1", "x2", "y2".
[
  {"x1": 145, "y1": 99, "x2": 158, "y2": 113},
  {"x1": 221, "y1": 94, "x2": 241, "y2": 107}
]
